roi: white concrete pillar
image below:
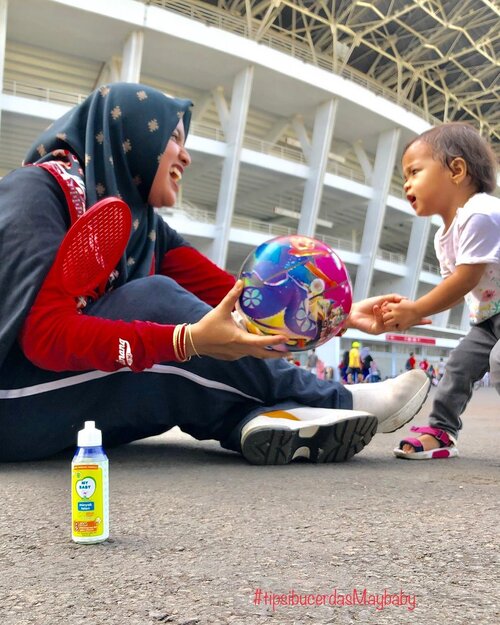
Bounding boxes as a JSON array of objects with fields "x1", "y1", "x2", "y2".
[
  {"x1": 390, "y1": 344, "x2": 397, "y2": 377},
  {"x1": 95, "y1": 56, "x2": 122, "y2": 86},
  {"x1": 267, "y1": 118, "x2": 290, "y2": 146},
  {"x1": 120, "y1": 30, "x2": 144, "y2": 83},
  {"x1": 212, "y1": 86, "x2": 230, "y2": 133},
  {"x1": 433, "y1": 309, "x2": 451, "y2": 328},
  {"x1": 0, "y1": 0, "x2": 8, "y2": 130},
  {"x1": 400, "y1": 216, "x2": 432, "y2": 299},
  {"x1": 352, "y1": 140, "x2": 373, "y2": 183},
  {"x1": 209, "y1": 66, "x2": 254, "y2": 268},
  {"x1": 292, "y1": 115, "x2": 311, "y2": 161},
  {"x1": 191, "y1": 91, "x2": 213, "y2": 122},
  {"x1": 317, "y1": 335, "x2": 340, "y2": 376},
  {"x1": 298, "y1": 99, "x2": 338, "y2": 237},
  {"x1": 353, "y1": 128, "x2": 401, "y2": 301}
]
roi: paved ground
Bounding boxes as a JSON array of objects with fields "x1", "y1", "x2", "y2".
[{"x1": 1, "y1": 386, "x2": 498, "y2": 625}]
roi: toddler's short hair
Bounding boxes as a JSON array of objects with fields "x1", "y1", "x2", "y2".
[{"x1": 404, "y1": 122, "x2": 498, "y2": 194}]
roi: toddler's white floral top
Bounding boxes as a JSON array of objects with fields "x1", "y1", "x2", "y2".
[{"x1": 434, "y1": 193, "x2": 500, "y2": 324}]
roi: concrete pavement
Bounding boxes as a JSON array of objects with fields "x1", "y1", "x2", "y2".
[{"x1": 1, "y1": 386, "x2": 498, "y2": 625}]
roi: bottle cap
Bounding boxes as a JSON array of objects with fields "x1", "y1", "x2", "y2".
[{"x1": 77, "y1": 421, "x2": 102, "y2": 447}]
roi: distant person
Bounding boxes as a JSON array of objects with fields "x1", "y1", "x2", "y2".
[
  {"x1": 324, "y1": 366, "x2": 334, "y2": 381},
  {"x1": 364, "y1": 360, "x2": 381, "y2": 383},
  {"x1": 437, "y1": 357, "x2": 446, "y2": 381},
  {"x1": 347, "y1": 341, "x2": 363, "y2": 383},
  {"x1": 419, "y1": 358, "x2": 429, "y2": 373},
  {"x1": 427, "y1": 364, "x2": 438, "y2": 386},
  {"x1": 338, "y1": 350, "x2": 349, "y2": 383},
  {"x1": 360, "y1": 346, "x2": 374, "y2": 379},
  {"x1": 305, "y1": 348, "x2": 319, "y2": 375},
  {"x1": 316, "y1": 357, "x2": 326, "y2": 380},
  {"x1": 405, "y1": 352, "x2": 416, "y2": 371}
]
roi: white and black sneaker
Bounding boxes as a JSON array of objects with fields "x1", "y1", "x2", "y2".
[{"x1": 240, "y1": 408, "x2": 378, "y2": 465}]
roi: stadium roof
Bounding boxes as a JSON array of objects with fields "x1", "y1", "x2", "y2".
[{"x1": 183, "y1": 0, "x2": 500, "y2": 156}]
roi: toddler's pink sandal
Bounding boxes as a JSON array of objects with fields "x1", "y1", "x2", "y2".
[{"x1": 394, "y1": 425, "x2": 458, "y2": 460}]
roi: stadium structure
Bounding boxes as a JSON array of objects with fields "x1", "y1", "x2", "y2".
[{"x1": 1, "y1": 0, "x2": 498, "y2": 376}]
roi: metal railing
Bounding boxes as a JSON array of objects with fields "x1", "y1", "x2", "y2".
[
  {"x1": 159, "y1": 204, "x2": 216, "y2": 224},
  {"x1": 326, "y1": 160, "x2": 366, "y2": 184},
  {"x1": 421, "y1": 262, "x2": 441, "y2": 275},
  {"x1": 163, "y1": 204, "x2": 359, "y2": 254},
  {"x1": 190, "y1": 123, "x2": 368, "y2": 182},
  {"x1": 389, "y1": 181, "x2": 406, "y2": 200},
  {"x1": 2, "y1": 80, "x2": 392, "y2": 191},
  {"x1": 376, "y1": 248, "x2": 406, "y2": 265},
  {"x1": 3, "y1": 79, "x2": 87, "y2": 106},
  {"x1": 376, "y1": 250, "x2": 441, "y2": 275},
  {"x1": 316, "y1": 233, "x2": 359, "y2": 253},
  {"x1": 242, "y1": 134, "x2": 306, "y2": 165},
  {"x1": 146, "y1": 0, "x2": 439, "y2": 127},
  {"x1": 232, "y1": 215, "x2": 294, "y2": 236},
  {"x1": 189, "y1": 121, "x2": 226, "y2": 143}
]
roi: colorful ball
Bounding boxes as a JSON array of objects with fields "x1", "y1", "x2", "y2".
[{"x1": 236, "y1": 235, "x2": 352, "y2": 352}]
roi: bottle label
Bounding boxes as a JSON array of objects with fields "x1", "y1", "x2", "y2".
[{"x1": 72, "y1": 464, "x2": 104, "y2": 537}]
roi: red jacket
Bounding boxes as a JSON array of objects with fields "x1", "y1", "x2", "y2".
[{"x1": 20, "y1": 243, "x2": 235, "y2": 372}]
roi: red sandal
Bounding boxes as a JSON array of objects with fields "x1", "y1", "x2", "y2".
[{"x1": 394, "y1": 426, "x2": 458, "y2": 460}]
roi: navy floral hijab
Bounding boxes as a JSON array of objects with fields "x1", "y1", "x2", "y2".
[{"x1": 24, "y1": 82, "x2": 192, "y2": 283}]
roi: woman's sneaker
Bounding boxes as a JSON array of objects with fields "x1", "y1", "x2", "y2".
[
  {"x1": 348, "y1": 369, "x2": 431, "y2": 433},
  {"x1": 240, "y1": 408, "x2": 378, "y2": 465}
]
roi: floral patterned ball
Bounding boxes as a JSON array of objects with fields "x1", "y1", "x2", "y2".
[{"x1": 236, "y1": 235, "x2": 352, "y2": 352}]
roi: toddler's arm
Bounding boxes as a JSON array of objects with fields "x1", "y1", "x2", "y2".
[{"x1": 382, "y1": 263, "x2": 486, "y2": 330}]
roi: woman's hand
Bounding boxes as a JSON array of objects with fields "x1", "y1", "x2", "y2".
[{"x1": 188, "y1": 281, "x2": 290, "y2": 360}]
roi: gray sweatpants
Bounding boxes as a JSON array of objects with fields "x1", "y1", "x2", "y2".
[{"x1": 429, "y1": 313, "x2": 500, "y2": 438}]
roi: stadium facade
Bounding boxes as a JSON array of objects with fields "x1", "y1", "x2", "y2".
[{"x1": 1, "y1": 0, "x2": 498, "y2": 377}]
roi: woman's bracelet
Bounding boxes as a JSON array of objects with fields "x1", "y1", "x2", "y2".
[
  {"x1": 173, "y1": 323, "x2": 190, "y2": 362},
  {"x1": 186, "y1": 324, "x2": 201, "y2": 358}
]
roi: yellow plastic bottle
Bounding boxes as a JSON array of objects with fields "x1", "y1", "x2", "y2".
[{"x1": 71, "y1": 421, "x2": 109, "y2": 544}]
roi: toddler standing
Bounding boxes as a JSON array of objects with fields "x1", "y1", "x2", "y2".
[{"x1": 383, "y1": 122, "x2": 499, "y2": 459}]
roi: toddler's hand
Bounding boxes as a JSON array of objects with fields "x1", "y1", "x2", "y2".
[{"x1": 382, "y1": 299, "x2": 432, "y2": 331}]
